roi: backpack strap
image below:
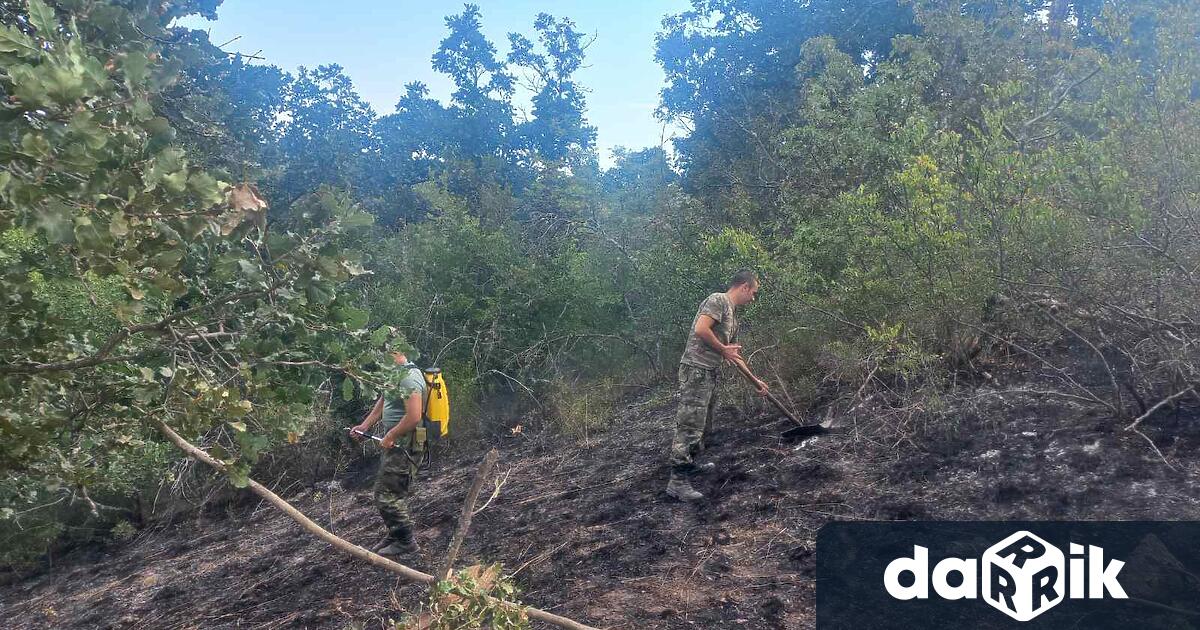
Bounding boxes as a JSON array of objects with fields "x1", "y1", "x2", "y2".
[
  {"x1": 414, "y1": 367, "x2": 432, "y2": 421},
  {"x1": 403, "y1": 365, "x2": 431, "y2": 472}
]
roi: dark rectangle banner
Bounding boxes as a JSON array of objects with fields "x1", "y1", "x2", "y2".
[{"x1": 816, "y1": 521, "x2": 1200, "y2": 629}]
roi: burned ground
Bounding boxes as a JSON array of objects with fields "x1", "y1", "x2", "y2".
[{"x1": 3, "y1": 362, "x2": 1200, "y2": 629}]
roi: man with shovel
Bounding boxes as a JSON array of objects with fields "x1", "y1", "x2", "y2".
[
  {"x1": 666, "y1": 270, "x2": 769, "y2": 502},
  {"x1": 350, "y1": 346, "x2": 428, "y2": 557}
]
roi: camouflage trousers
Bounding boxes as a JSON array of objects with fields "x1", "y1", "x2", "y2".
[
  {"x1": 669, "y1": 363, "x2": 719, "y2": 477},
  {"x1": 373, "y1": 432, "x2": 425, "y2": 544}
]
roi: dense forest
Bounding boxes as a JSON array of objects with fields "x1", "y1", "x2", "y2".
[{"x1": 2, "y1": 0, "x2": 1199, "y2": 626}]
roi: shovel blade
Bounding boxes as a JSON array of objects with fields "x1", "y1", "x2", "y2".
[{"x1": 781, "y1": 424, "x2": 834, "y2": 440}]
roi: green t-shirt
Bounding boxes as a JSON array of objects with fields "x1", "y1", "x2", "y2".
[
  {"x1": 381, "y1": 363, "x2": 427, "y2": 430},
  {"x1": 680, "y1": 292, "x2": 738, "y2": 370}
]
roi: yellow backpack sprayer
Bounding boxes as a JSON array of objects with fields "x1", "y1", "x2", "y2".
[
  {"x1": 420, "y1": 366, "x2": 450, "y2": 469},
  {"x1": 421, "y1": 367, "x2": 450, "y2": 438},
  {"x1": 410, "y1": 364, "x2": 448, "y2": 468}
]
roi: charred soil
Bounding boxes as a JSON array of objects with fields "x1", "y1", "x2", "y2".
[{"x1": 4, "y1": 363, "x2": 1200, "y2": 629}]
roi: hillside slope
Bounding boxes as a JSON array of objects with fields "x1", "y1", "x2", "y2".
[{"x1": 4, "y1": 368, "x2": 1199, "y2": 629}]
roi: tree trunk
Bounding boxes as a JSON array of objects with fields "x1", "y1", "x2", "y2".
[{"x1": 1049, "y1": 0, "x2": 1070, "y2": 39}]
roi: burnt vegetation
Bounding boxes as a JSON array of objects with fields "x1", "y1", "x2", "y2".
[{"x1": 2, "y1": 0, "x2": 1200, "y2": 627}]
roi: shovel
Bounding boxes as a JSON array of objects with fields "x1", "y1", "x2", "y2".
[{"x1": 730, "y1": 361, "x2": 837, "y2": 439}]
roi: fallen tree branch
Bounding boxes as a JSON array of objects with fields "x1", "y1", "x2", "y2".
[
  {"x1": 1128, "y1": 426, "x2": 1178, "y2": 471},
  {"x1": 1125, "y1": 386, "x2": 1195, "y2": 431},
  {"x1": 439, "y1": 449, "x2": 499, "y2": 583},
  {"x1": 153, "y1": 419, "x2": 599, "y2": 630}
]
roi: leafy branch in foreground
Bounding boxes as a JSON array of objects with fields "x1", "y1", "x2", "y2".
[
  {"x1": 404, "y1": 564, "x2": 531, "y2": 630},
  {"x1": 0, "y1": 0, "x2": 399, "y2": 553}
]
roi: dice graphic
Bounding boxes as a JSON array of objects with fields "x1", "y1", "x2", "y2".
[{"x1": 982, "y1": 531, "x2": 1065, "y2": 621}]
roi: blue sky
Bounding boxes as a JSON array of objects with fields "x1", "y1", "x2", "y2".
[{"x1": 179, "y1": 0, "x2": 691, "y2": 166}]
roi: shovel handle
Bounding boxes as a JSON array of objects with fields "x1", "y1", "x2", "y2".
[{"x1": 730, "y1": 360, "x2": 802, "y2": 425}]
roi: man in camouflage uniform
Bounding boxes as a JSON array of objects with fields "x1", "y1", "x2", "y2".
[
  {"x1": 350, "y1": 348, "x2": 428, "y2": 556},
  {"x1": 666, "y1": 270, "x2": 769, "y2": 501}
]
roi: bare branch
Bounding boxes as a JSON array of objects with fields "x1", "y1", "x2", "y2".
[
  {"x1": 1, "y1": 284, "x2": 282, "y2": 375},
  {"x1": 1021, "y1": 65, "x2": 1102, "y2": 134},
  {"x1": 1129, "y1": 426, "x2": 1178, "y2": 471},
  {"x1": 1125, "y1": 387, "x2": 1195, "y2": 431},
  {"x1": 438, "y1": 449, "x2": 499, "y2": 583}
]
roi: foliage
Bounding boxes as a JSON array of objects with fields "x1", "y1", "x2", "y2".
[
  {"x1": 110, "y1": 519, "x2": 136, "y2": 540},
  {"x1": 401, "y1": 564, "x2": 530, "y2": 630},
  {"x1": 0, "y1": 0, "x2": 406, "y2": 565},
  {"x1": 358, "y1": 181, "x2": 638, "y2": 431},
  {"x1": 270, "y1": 65, "x2": 376, "y2": 207},
  {"x1": 657, "y1": 0, "x2": 1200, "y2": 418},
  {"x1": 508, "y1": 13, "x2": 597, "y2": 167}
]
